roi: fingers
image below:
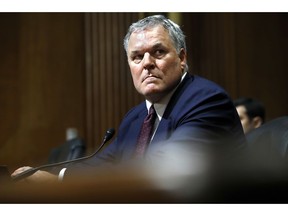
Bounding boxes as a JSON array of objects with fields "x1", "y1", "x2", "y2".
[{"x1": 11, "y1": 166, "x2": 33, "y2": 177}]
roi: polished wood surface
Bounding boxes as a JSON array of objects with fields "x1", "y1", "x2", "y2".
[{"x1": 2, "y1": 164, "x2": 288, "y2": 203}]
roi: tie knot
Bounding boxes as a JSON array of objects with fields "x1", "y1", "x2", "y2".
[
  {"x1": 143, "y1": 105, "x2": 156, "y2": 124},
  {"x1": 148, "y1": 105, "x2": 156, "y2": 115}
]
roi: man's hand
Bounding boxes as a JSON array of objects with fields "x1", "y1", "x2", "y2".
[{"x1": 11, "y1": 166, "x2": 58, "y2": 184}]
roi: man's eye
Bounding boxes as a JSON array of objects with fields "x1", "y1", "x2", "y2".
[
  {"x1": 154, "y1": 49, "x2": 165, "y2": 57},
  {"x1": 132, "y1": 55, "x2": 143, "y2": 63}
]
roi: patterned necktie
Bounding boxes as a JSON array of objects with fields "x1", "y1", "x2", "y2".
[{"x1": 134, "y1": 105, "x2": 157, "y2": 157}]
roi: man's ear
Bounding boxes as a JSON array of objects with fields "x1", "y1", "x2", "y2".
[
  {"x1": 179, "y1": 49, "x2": 187, "y2": 70},
  {"x1": 252, "y1": 116, "x2": 263, "y2": 129}
]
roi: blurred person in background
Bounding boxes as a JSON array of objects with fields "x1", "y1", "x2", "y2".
[{"x1": 234, "y1": 97, "x2": 266, "y2": 134}]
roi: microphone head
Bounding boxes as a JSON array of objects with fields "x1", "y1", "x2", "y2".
[{"x1": 104, "y1": 128, "x2": 115, "y2": 142}]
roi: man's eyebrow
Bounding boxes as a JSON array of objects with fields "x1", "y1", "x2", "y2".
[
  {"x1": 130, "y1": 50, "x2": 141, "y2": 56},
  {"x1": 130, "y1": 43, "x2": 165, "y2": 55},
  {"x1": 152, "y1": 42, "x2": 164, "y2": 49}
]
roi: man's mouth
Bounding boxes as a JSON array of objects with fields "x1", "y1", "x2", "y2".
[{"x1": 143, "y1": 75, "x2": 158, "y2": 83}]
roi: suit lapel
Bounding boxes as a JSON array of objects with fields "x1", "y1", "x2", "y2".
[
  {"x1": 151, "y1": 117, "x2": 172, "y2": 145},
  {"x1": 121, "y1": 108, "x2": 147, "y2": 159},
  {"x1": 151, "y1": 74, "x2": 192, "y2": 144}
]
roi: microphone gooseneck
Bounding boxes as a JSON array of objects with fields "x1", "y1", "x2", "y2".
[{"x1": 11, "y1": 128, "x2": 115, "y2": 182}]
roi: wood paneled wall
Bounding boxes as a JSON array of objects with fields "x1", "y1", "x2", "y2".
[
  {"x1": 234, "y1": 13, "x2": 288, "y2": 121},
  {"x1": 0, "y1": 13, "x2": 287, "y2": 172},
  {"x1": 84, "y1": 13, "x2": 143, "y2": 153},
  {"x1": 182, "y1": 13, "x2": 288, "y2": 121},
  {"x1": 0, "y1": 13, "x2": 86, "y2": 170}
]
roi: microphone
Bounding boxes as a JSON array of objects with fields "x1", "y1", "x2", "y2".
[{"x1": 12, "y1": 128, "x2": 115, "y2": 182}]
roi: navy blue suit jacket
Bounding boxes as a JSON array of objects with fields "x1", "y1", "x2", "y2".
[{"x1": 64, "y1": 73, "x2": 246, "y2": 177}]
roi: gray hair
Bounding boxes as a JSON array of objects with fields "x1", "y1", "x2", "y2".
[{"x1": 123, "y1": 15, "x2": 188, "y2": 72}]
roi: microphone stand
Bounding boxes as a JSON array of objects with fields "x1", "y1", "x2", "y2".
[{"x1": 11, "y1": 128, "x2": 115, "y2": 182}]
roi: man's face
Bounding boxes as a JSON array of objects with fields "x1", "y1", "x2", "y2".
[
  {"x1": 127, "y1": 25, "x2": 186, "y2": 103},
  {"x1": 236, "y1": 105, "x2": 253, "y2": 134}
]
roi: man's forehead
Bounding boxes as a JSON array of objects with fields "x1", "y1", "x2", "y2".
[
  {"x1": 135, "y1": 32, "x2": 146, "y2": 40},
  {"x1": 236, "y1": 105, "x2": 248, "y2": 115}
]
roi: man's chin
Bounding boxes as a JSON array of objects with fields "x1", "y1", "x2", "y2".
[{"x1": 143, "y1": 89, "x2": 163, "y2": 102}]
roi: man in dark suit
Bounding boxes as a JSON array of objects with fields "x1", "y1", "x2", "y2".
[{"x1": 12, "y1": 15, "x2": 246, "y2": 186}]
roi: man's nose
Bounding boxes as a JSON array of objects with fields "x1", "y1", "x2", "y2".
[{"x1": 143, "y1": 53, "x2": 155, "y2": 70}]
